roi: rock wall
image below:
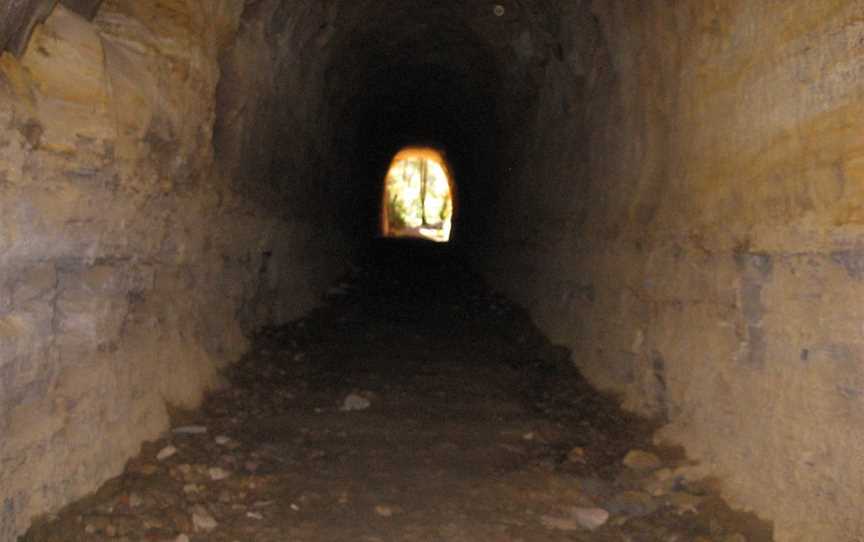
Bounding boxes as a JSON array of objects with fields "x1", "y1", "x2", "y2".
[
  {"x1": 0, "y1": 2, "x2": 345, "y2": 537},
  {"x1": 485, "y1": 1, "x2": 864, "y2": 540}
]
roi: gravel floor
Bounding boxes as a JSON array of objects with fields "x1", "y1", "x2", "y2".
[{"x1": 23, "y1": 242, "x2": 773, "y2": 542}]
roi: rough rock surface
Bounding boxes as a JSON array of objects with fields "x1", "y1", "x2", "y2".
[
  {"x1": 0, "y1": 2, "x2": 346, "y2": 537},
  {"x1": 484, "y1": 2, "x2": 864, "y2": 540}
]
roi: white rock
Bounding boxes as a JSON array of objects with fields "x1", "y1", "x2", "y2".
[
  {"x1": 215, "y1": 435, "x2": 231, "y2": 446},
  {"x1": 246, "y1": 511, "x2": 264, "y2": 520},
  {"x1": 191, "y1": 505, "x2": 218, "y2": 532},
  {"x1": 156, "y1": 445, "x2": 177, "y2": 461},
  {"x1": 175, "y1": 535, "x2": 190, "y2": 542},
  {"x1": 173, "y1": 425, "x2": 208, "y2": 435},
  {"x1": 340, "y1": 393, "x2": 371, "y2": 411},
  {"x1": 541, "y1": 507, "x2": 610, "y2": 532},
  {"x1": 572, "y1": 507, "x2": 610, "y2": 530},
  {"x1": 128, "y1": 492, "x2": 143, "y2": 508},
  {"x1": 208, "y1": 467, "x2": 231, "y2": 481}
]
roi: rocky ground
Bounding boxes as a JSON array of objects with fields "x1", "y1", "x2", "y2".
[{"x1": 22, "y1": 242, "x2": 773, "y2": 541}]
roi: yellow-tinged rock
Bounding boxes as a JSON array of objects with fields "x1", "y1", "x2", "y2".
[
  {"x1": 0, "y1": 314, "x2": 29, "y2": 340},
  {"x1": 21, "y1": 5, "x2": 109, "y2": 106},
  {"x1": 0, "y1": 53, "x2": 37, "y2": 106},
  {"x1": 7, "y1": 401, "x2": 65, "y2": 448}
]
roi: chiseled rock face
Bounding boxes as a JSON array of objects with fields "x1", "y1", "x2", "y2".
[
  {"x1": 485, "y1": 1, "x2": 864, "y2": 540},
  {"x1": 0, "y1": 2, "x2": 343, "y2": 537}
]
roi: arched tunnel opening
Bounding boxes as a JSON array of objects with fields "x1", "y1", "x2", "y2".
[
  {"x1": 319, "y1": 4, "x2": 503, "y2": 251},
  {"x1": 2, "y1": 2, "x2": 863, "y2": 540},
  {"x1": 380, "y1": 146, "x2": 455, "y2": 243}
]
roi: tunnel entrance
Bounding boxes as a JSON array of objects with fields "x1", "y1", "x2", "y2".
[{"x1": 380, "y1": 147, "x2": 454, "y2": 243}]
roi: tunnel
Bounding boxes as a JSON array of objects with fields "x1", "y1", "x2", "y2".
[{"x1": 1, "y1": 1, "x2": 863, "y2": 540}]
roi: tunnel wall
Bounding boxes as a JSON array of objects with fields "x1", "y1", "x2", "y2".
[
  {"x1": 485, "y1": 2, "x2": 864, "y2": 540},
  {"x1": 0, "y1": 2, "x2": 345, "y2": 536}
]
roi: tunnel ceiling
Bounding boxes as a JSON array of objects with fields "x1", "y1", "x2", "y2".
[{"x1": 321, "y1": 0, "x2": 563, "y2": 151}]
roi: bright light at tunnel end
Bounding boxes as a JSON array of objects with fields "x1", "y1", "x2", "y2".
[{"x1": 380, "y1": 147, "x2": 455, "y2": 243}]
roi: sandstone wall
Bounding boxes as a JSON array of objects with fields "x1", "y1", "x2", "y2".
[
  {"x1": 486, "y1": 1, "x2": 864, "y2": 540},
  {"x1": 0, "y1": 2, "x2": 345, "y2": 537}
]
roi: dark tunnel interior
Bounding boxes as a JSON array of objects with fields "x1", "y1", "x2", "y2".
[
  {"x1": 326, "y1": 26, "x2": 503, "y2": 246},
  {"x1": 226, "y1": 0, "x2": 563, "y2": 255}
]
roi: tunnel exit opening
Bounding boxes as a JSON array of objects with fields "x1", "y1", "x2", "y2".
[{"x1": 380, "y1": 147, "x2": 455, "y2": 243}]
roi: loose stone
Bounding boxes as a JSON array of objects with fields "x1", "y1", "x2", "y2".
[
  {"x1": 571, "y1": 507, "x2": 610, "y2": 531},
  {"x1": 157, "y1": 445, "x2": 178, "y2": 461},
  {"x1": 191, "y1": 505, "x2": 218, "y2": 532},
  {"x1": 340, "y1": 393, "x2": 371, "y2": 411},
  {"x1": 128, "y1": 492, "x2": 143, "y2": 508},
  {"x1": 209, "y1": 467, "x2": 231, "y2": 481},
  {"x1": 541, "y1": 506, "x2": 609, "y2": 532}
]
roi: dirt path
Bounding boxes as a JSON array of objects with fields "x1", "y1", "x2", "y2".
[{"x1": 23, "y1": 244, "x2": 772, "y2": 541}]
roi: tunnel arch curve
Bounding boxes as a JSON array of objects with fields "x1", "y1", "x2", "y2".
[{"x1": 379, "y1": 145, "x2": 458, "y2": 242}]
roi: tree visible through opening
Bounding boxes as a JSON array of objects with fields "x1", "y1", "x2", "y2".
[{"x1": 380, "y1": 147, "x2": 454, "y2": 242}]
